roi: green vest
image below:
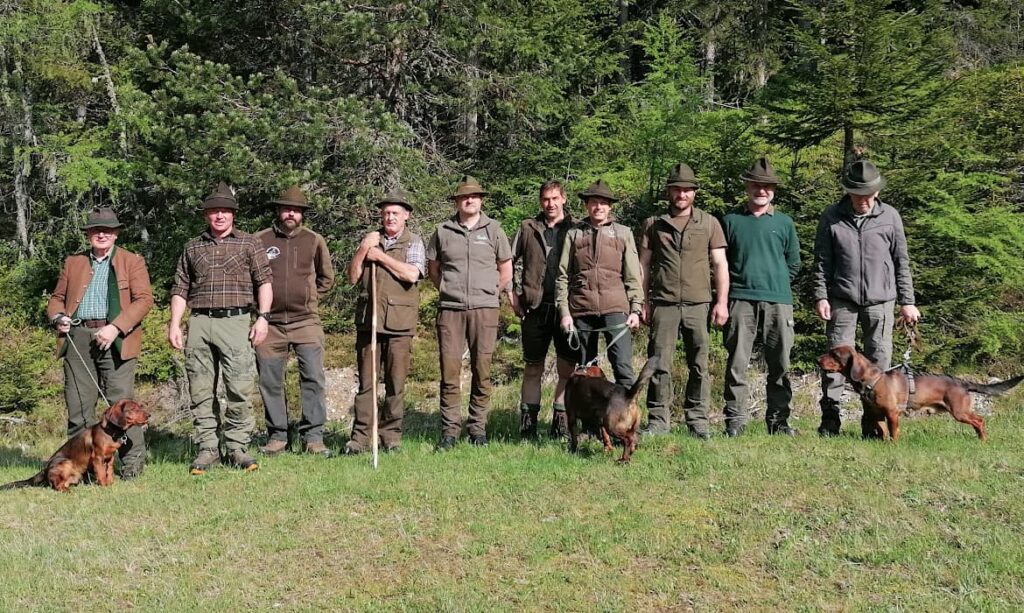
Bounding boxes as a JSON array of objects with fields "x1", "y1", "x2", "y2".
[
  {"x1": 434, "y1": 214, "x2": 504, "y2": 310},
  {"x1": 644, "y1": 208, "x2": 714, "y2": 304},
  {"x1": 355, "y1": 230, "x2": 420, "y2": 335}
]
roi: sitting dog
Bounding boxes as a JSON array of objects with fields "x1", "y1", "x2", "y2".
[
  {"x1": 564, "y1": 356, "x2": 658, "y2": 463},
  {"x1": 1, "y1": 399, "x2": 150, "y2": 492},
  {"x1": 818, "y1": 345, "x2": 1022, "y2": 441}
]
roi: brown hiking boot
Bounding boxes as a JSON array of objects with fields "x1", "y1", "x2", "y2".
[
  {"x1": 549, "y1": 409, "x2": 569, "y2": 439},
  {"x1": 305, "y1": 440, "x2": 332, "y2": 458},
  {"x1": 189, "y1": 448, "x2": 220, "y2": 475},
  {"x1": 228, "y1": 449, "x2": 259, "y2": 472},
  {"x1": 520, "y1": 404, "x2": 540, "y2": 439},
  {"x1": 259, "y1": 439, "x2": 288, "y2": 456}
]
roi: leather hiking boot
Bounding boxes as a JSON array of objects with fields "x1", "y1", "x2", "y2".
[
  {"x1": 688, "y1": 427, "x2": 711, "y2": 441},
  {"x1": 549, "y1": 410, "x2": 569, "y2": 439},
  {"x1": 769, "y1": 423, "x2": 798, "y2": 436},
  {"x1": 435, "y1": 436, "x2": 458, "y2": 452},
  {"x1": 520, "y1": 407, "x2": 540, "y2": 439},
  {"x1": 259, "y1": 439, "x2": 288, "y2": 456},
  {"x1": 228, "y1": 449, "x2": 259, "y2": 472},
  {"x1": 383, "y1": 442, "x2": 402, "y2": 454},
  {"x1": 640, "y1": 423, "x2": 671, "y2": 438},
  {"x1": 305, "y1": 440, "x2": 332, "y2": 458},
  {"x1": 119, "y1": 463, "x2": 144, "y2": 480},
  {"x1": 725, "y1": 424, "x2": 746, "y2": 438},
  {"x1": 817, "y1": 423, "x2": 841, "y2": 438},
  {"x1": 343, "y1": 440, "x2": 365, "y2": 455},
  {"x1": 189, "y1": 448, "x2": 220, "y2": 475},
  {"x1": 469, "y1": 435, "x2": 488, "y2": 447}
]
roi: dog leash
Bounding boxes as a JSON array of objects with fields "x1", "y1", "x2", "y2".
[
  {"x1": 565, "y1": 323, "x2": 631, "y2": 368},
  {"x1": 63, "y1": 320, "x2": 114, "y2": 409}
]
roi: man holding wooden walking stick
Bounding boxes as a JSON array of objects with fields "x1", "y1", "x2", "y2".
[{"x1": 346, "y1": 189, "x2": 424, "y2": 456}]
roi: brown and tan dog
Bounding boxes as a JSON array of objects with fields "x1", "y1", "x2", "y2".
[
  {"x1": 564, "y1": 357, "x2": 658, "y2": 463},
  {"x1": 1, "y1": 399, "x2": 150, "y2": 492},
  {"x1": 818, "y1": 345, "x2": 1022, "y2": 441}
]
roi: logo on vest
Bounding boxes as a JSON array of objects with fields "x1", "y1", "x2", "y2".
[
  {"x1": 473, "y1": 232, "x2": 489, "y2": 244},
  {"x1": 603, "y1": 227, "x2": 616, "y2": 238},
  {"x1": 266, "y1": 246, "x2": 281, "y2": 260}
]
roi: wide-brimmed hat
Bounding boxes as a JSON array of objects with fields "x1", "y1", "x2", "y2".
[
  {"x1": 578, "y1": 179, "x2": 619, "y2": 203},
  {"x1": 377, "y1": 188, "x2": 414, "y2": 212},
  {"x1": 450, "y1": 175, "x2": 488, "y2": 199},
  {"x1": 270, "y1": 186, "x2": 311, "y2": 209},
  {"x1": 82, "y1": 207, "x2": 124, "y2": 230},
  {"x1": 666, "y1": 163, "x2": 699, "y2": 189},
  {"x1": 740, "y1": 157, "x2": 782, "y2": 185},
  {"x1": 200, "y1": 181, "x2": 239, "y2": 211},
  {"x1": 841, "y1": 160, "x2": 886, "y2": 195}
]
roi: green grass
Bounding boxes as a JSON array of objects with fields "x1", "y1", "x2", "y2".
[{"x1": 2, "y1": 367, "x2": 1024, "y2": 610}]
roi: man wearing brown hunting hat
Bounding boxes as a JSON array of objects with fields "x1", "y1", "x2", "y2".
[
  {"x1": 254, "y1": 186, "x2": 335, "y2": 458},
  {"x1": 721, "y1": 158, "x2": 801, "y2": 437},
  {"x1": 47, "y1": 207, "x2": 154, "y2": 478},
  {"x1": 426, "y1": 175, "x2": 513, "y2": 451},
  {"x1": 813, "y1": 159, "x2": 919, "y2": 438},
  {"x1": 556, "y1": 179, "x2": 644, "y2": 389},
  {"x1": 169, "y1": 182, "x2": 274, "y2": 474},
  {"x1": 347, "y1": 188, "x2": 425, "y2": 455},
  {"x1": 638, "y1": 163, "x2": 729, "y2": 440}
]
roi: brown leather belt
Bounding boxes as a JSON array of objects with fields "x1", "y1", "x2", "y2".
[
  {"x1": 79, "y1": 319, "x2": 107, "y2": 329},
  {"x1": 192, "y1": 307, "x2": 249, "y2": 318}
]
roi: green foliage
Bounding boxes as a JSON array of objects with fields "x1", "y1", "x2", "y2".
[{"x1": 0, "y1": 316, "x2": 61, "y2": 412}]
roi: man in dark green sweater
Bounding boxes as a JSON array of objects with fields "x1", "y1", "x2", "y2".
[{"x1": 721, "y1": 158, "x2": 801, "y2": 437}]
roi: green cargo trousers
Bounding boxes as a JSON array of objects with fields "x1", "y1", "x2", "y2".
[
  {"x1": 185, "y1": 313, "x2": 257, "y2": 452},
  {"x1": 62, "y1": 325, "x2": 142, "y2": 469},
  {"x1": 819, "y1": 298, "x2": 895, "y2": 433},
  {"x1": 645, "y1": 303, "x2": 711, "y2": 433},
  {"x1": 437, "y1": 307, "x2": 499, "y2": 439},
  {"x1": 723, "y1": 300, "x2": 794, "y2": 430}
]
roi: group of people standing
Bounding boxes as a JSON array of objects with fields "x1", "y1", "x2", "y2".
[{"x1": 45, "y1": 155, "x2": 919, "y2": 476}]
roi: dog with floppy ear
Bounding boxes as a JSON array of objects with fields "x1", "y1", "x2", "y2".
[
  {"x1": 818, "y1": 345, "x2": 1022, "y2": 441},
  {"x1": 1, "y1": 399, "x2": 150, "y2": 492},
  {"x1": 564, "y1": 356, "x2": 659, "y2": 463}
]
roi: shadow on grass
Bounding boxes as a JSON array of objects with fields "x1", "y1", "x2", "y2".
[{"x1": 0, "y1": 446, "x2": 44, "y2": 470}]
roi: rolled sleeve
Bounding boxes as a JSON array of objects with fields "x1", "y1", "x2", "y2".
[{"x1": 406, "y1": 236, "x2": 427, "y2": 279}]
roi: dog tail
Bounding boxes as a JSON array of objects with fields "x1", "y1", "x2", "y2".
[
  {"x1": 0, "y1": 470, "x2": 46, "y2": 490},
  {"x1": 626, "y1": 356, "x2": 660, "y2": 402},
  {"x1": 964, "y1": 374, "x2": 1024, "y2": 397}
]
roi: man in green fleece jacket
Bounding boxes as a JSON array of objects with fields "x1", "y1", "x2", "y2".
[{"x1": 721, "y1": 158, "x2": 801, "y2": 437}]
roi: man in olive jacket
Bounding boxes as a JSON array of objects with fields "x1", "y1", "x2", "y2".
[
  {"x1": 814, "y1": 160, "x2": 920, "y2": 437},
  {"x1": 427, "y1": 176, "x2": 513, "y2": 451},
  {"x1": 347, "y1": 188, "x2": 424, "y2": 454},
  {"x1": 255, "y1": 186, "x2": 335, "y2": 458},
  {"x1": 47, "y1": 207, "x2": 154, "y2": 478}
]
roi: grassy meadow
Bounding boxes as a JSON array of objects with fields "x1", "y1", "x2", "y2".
[{"x1": 1, "y1": 335, "x2": 1023, "y2": 611}]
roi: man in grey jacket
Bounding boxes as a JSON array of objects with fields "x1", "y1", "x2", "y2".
[{"x1": 813, "y1": 160, "x2": 921, "y2": 437}]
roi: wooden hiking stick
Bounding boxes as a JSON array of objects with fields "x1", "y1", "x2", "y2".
[{"x1": 370, "y1": 262, "x2": 379, "y2": 469}]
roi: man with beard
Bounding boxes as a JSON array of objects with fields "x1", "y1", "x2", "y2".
[
  {"x1": 721, "y1": 158, "x2": 801, "y2": 437},
  {"x1": 254, "y1": 186, "x2": 335, "y2": 458},
  {"x1": 638, "y1": 163, "x2": 729, "y2": 440},
  {"x1": 427, "y1": 176, "x2": 513, "y2": 451}
]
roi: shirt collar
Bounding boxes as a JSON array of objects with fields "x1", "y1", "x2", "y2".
[
  {"x1": 742, "y1": 203, "x2": 775, "y2": 216},
  {"x1": 90, "y1": 246, "x2": 115, "y2": 263}
]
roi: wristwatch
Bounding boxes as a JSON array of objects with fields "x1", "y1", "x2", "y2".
[{"x1": 256, "y1": 312, "x2": 270, "y2": 320}]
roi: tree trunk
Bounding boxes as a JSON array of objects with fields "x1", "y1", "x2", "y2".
[
  {"x1": 842, "y1": 123, "x2": 856, "y2": 176},
  {"x1": 91, "y1": 17, "x2": 127, "y2": 156},
  {"x1": 618, "y1": 0, "x2": 629, "y2": 83},
  {"x1": 460, "y1": 48, "x2": 479, "y2": 150},
  {"x1": 704, "y1": 37, "x2": 717, "y2": 105}
]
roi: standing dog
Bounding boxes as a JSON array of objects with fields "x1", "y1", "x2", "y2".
[
  {"x1": 564, "y1": 356, "x2": 658, "y2": 463},
  {"x1": 1, "y1": 399, "x2": 150, "y2": 492},
  {"x1": 818, "y1": 345, "x2": 1022, "y2": 441}
]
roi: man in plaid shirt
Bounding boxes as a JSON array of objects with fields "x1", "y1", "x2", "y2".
[{"x1": 169, "y1": 182, "x2": 273, "y2": 475}]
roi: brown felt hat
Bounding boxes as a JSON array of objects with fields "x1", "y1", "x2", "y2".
[
  {"x1": 841, "y1": 160, "x2": 886, "y2": 195},
  {"x1": 200, "y1": 181, "x2": 239, "y2": 211},
  {"x1": 665, "y1": 163, "x2": 699, "y2": 188},
  {"x1": 270, "y1": 185, "x2": 311, "y2": 209},
  {"x1": 450, "y1": 175, "x2": 488, "y2": 199},
  {"x1": 82, "y1": 207, "x2": 124, "y2": 230},
  {"x1": 740, "y1": 157, "x2": 782, "y2": 185},
  {"x1": 578, "y1": 179, "x2": 619, "y2": 203},
  {"x1": 377, "y1": 188, "x2": 414, "y2": 212}
]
